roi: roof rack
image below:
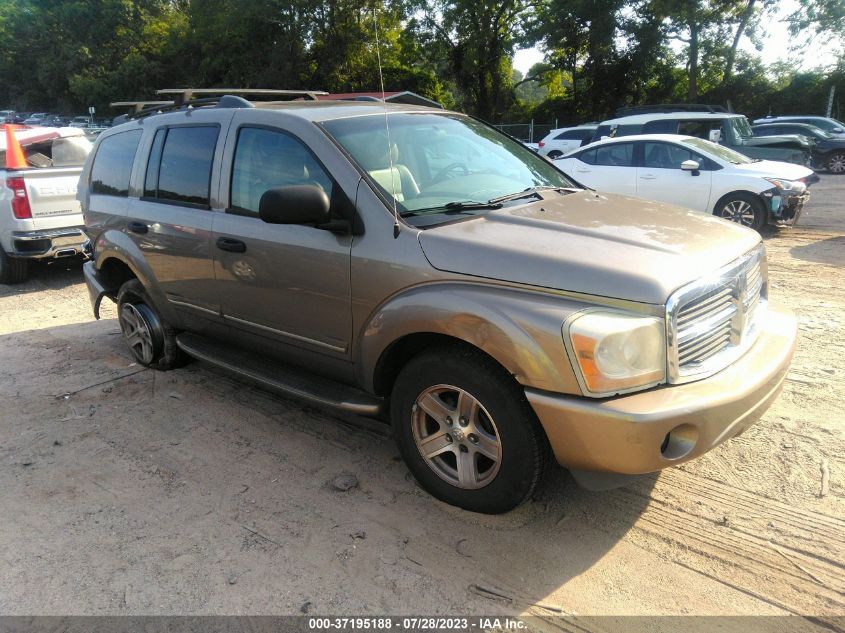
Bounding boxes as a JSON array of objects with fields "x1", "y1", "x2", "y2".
[
  {"x1": 110, "y1": 101, "x2": 174, "y2": 113},
  {"x1": 156, "y1": 88, "x2": 328, "y2": 106},
  {"x1": 615, "y1": 103, "x2": 728, "y2": 117}
]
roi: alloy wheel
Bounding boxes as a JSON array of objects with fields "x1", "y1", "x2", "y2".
[
  {"x1": 720, "y1": 199, "x2": 756, "y2": 226},
  {"x1": 119, "y1": 303, "x2": 158, "y2": 364},
  {"x1": 828, "y1": 153, "x2": 845, "y2": 174},
  {"x1": 411, "y1": 384, "x2": 502, "y2": 490}
]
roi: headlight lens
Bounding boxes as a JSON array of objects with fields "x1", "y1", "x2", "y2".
[
  {"x1": 764, "y1": 177, "x2": 806, "y2": 192},
  {"x1": 567, "y1": 312, "x2": 665, "y2": 395}
]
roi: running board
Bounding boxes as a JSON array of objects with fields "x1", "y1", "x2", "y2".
[{"x1": 175, "y1": 333, "x2": 385, "y2": 417}]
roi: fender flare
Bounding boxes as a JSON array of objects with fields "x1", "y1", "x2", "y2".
[{"x1": 356, "y1": 282, "x2": 588, "y2": 396}]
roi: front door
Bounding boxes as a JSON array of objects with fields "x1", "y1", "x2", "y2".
[
  {"x1": 211, "y1": 124, "x2": 353, "y2": 370},
  {"x1": 636, "y1": 141, "x2": 713, "y2": 212}
]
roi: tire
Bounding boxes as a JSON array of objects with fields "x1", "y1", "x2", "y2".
[
  {"x1": 390, "y1": 346, "x2": 550, "y2": 514},
  {"x1": 714, "y1": 192, "x2": 766, "y2": 231},
  {"x1": 116, "y1": 279, "x2": 185, "y2": 370},
  {"x1": 0, "y1": 246, "x2": 29, "y2": 284},
  {"x1": 546, "y1": 150, "x2": 563, "y2": 159},
  {"x1": 826, "y1": 151, "x2": 845, "y2": 174}
]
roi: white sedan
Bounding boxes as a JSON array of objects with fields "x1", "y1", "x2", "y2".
[{"x1": 555, "y1": 134, "x2": 818, "y2": 230}]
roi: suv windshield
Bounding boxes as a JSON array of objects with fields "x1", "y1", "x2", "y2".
[
  {"x1": 682, "y1": 137, "x2": 753, "y2": 164},
  {"x1": 729, "y1": 116, "x2": 754, "y2": 141},
  {"x1": 322, "y1": 113, "x2": 575, "y2": 219}
]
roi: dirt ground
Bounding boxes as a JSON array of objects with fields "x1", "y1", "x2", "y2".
[{"x1": 1, "y1": 179, "x2": 843, "y2": 628}]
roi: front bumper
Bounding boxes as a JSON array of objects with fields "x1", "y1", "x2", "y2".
[
  {"x1": 10, "y1": 227, "x2": 87, "y2": 259},
  {"x1": 526, "y1": 304, "x2": 796, "y2": 474},
  {"x1": 760, "y1": 189, "x2": 810, "y2": 226}
]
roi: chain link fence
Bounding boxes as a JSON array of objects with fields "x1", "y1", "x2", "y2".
[{"x1": 493, "y1": 121, "x2": 560, "y2": 143}]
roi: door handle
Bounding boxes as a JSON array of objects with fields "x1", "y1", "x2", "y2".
[
  {"x1": 127, "y1": 221, "x2": 148, "y2": 234},
  {"x1": 639, "y1": 174, "x2": 657, "y2": 180},
  {"x1": 216, "y1": 237, "x2": 247, "y2": 253}
]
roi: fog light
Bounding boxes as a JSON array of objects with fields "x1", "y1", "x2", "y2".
[{"x1": 660, "y1": 424, "x2": 699, "y2": 460}]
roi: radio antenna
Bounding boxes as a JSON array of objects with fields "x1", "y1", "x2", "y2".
[{"x1": 372, "y1": 5, "x2": 401, "y2": 238}]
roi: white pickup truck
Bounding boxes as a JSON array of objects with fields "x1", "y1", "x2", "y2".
[{"x1": 0, "y1": 127, "x2": 92, "y2": 283}]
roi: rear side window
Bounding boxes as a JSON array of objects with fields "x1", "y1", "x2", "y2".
[
  {"x1": 555, "y1": 129, "x2": 592, "y2": 140},
  {"x1": 643, "y1": 119, "x2": 677, "y2": 134},
  {"x1": 677, "y1": 120, "x2": 721, "y2": 139},
  {"x1": 594, "y1": 143, "x2": 634, "y2": 166},
  {"x1": 90, "y1": 130, "x2": 142, "y2": 197},
  {"x1": 229, "y1": 127, "x2": 333, "y2": 215},
  {"x1": 145, "y1": 126, "x2": 219, "y2": 207}
]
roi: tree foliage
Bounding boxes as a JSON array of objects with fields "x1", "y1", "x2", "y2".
[{"x1": 0, "y1": 0, "x2": 842, "y2": 124}]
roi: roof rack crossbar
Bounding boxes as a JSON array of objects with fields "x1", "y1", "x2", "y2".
[
  {"x1": 156, "y1": 88, "x2": 328, "y2": 106},
  {"x1": 110, "y1": 101, "x2": 174, "y2": 113}
]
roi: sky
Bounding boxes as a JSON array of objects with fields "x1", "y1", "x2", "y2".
[{"x1": 513, "y1": 0, "x2": 840, "y2": 75}]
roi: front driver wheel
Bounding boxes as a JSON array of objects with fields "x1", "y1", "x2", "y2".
[
  {"x1": 714, "y1": 193, "x2": 766, "y2": 231},
  {"x1": 391, "y1": 346, "x2": 550, "y2": 514}
]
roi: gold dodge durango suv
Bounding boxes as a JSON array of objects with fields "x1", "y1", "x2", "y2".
[{"x1": 79, "y1": 91, "x2": 797, "y2": 513}]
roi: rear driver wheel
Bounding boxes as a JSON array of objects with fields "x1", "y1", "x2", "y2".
[
  {"x1": 827, "y1": 152, "x2": 845, "y2": 174},
  {"x1": 116, "y1": 279, "x2": 185, "y2": 370}
]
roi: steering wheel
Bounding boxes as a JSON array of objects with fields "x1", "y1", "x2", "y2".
[{"x1": 430, "y1": 162, "x2": 469, "y2": 185}]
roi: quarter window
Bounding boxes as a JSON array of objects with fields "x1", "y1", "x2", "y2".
[
  {"x1": 230, "y1": 127, "x2": 333, "y2": 214},
  {"x1": 145, "y1": 126, "x2": 219, "y2": 207},
  {"x1": 90, "y1": 129, "x2": 142, "y2": 197}
]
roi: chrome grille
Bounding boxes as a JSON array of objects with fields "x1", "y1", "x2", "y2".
[{"x1": 667, "y1": 245, "x2": 767, "y2": 383}]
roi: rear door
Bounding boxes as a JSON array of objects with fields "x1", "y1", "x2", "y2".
[
  {"x1": 565, "y1": 142, "x2": 637, "y2": 196},
  {"x1": 124, "y1": 113, "x2": 231, "y2": 328},
  {"x1": 635, "y1": 141, "x2": 713, "y2": 212}
]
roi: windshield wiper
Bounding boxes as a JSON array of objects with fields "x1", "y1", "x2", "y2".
[
  {"x1": 488, "y1": 185, "x2": 574, "y2": 205},
  {"x1": 400, "y1": 200, "x2": 503, "y2": 217}
]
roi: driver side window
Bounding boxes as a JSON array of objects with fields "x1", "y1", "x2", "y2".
[{"x1": 230, "y1": 127, "x2": 333, "y2": 215}]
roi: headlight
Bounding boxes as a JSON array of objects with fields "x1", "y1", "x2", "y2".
[
  {"x1": 764, "y1": 177, "x2": 806, "y2": 192},
  {"x1": 566, "y1": 311, "x2": 665, "y2": 396}
]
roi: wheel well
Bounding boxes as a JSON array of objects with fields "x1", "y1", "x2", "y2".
[
  {"x1": 372, "y1": 333, "x2": 511, "y2": 397},
  {"x1": 712, "y1": 190, "x2": 764, "y2": 213},
  {"x1": 99, "y1": 258, "x2": 136, "y2": 294}
]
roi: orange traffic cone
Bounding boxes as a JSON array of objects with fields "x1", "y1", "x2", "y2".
[{"x1": 5, "y1": 124, "x2": 29, "y2": 169}]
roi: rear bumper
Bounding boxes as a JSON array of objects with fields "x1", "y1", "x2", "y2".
[
  {"x1": 83, "y1": 260, "x2": 110, "y2": 320},
  {"x1": 526, "y1": 304, "x2": 796, "y2": 474},
  {"x1": 9, "y1": 227, "x2": 87, "y2": 259}
]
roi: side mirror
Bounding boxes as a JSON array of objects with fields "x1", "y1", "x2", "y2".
[
  {"x1": 681, "y1": 160, "x2": 700, "y2": 175},
  {"x1": 708, "y1": 129, "x2": 722, "y2": 143},
  {"x1": 832, "y1": 127, "x2": 843, "y2": 133},
  {"x1": 259, "y1": 185, "x2": 331, "y2": 226}
]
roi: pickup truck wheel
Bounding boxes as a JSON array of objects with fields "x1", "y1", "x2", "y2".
[
  {"x1": 0, "y1": 247, "x2": 29, "y2": 284},
  {"x1": 827, "y1": 152, "x2": 845, "y2": 174},
  {"x1": 714, "y1": 193, "x2": 766, "y2": 231},
  {"x1": 391, "y1": 347, "x2": 550, "y2": 514},
  {"x1": 116, "y1": 279, "x2": 184, "y2": 370}
]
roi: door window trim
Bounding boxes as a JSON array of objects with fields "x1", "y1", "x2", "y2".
[
  {"x1": 140, "y1": 122, "x2": 221, "y2": 210},
  {"x1": 225, "y1": 123, "x2": 338, "y2": 219}
]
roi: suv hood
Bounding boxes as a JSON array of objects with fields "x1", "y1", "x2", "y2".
[
  {"x1": 732, "y1": 160, "x2": 815, "y2": 180},
  {"x1": 418, "y1": 190, "x2": 761, "y2": 305},
  {"x1": 742, "y1": 134, "x2": 811, "y2": 149}
]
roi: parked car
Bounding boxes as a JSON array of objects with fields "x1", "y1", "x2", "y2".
[
  {"x1": 590, "y1": 111, "x2": 812, "y2": 166},
  {"x1": 69, "y1": 116, "x2": 92, "y2": 128},
  {"x1": 753, "y1": 115, "x2": 845, "y2": 136},
  {"x1": 556, "y1": 134, "x2": 817, "y2": 230},
  {"x1": 752, "y1": 122, "x2": 845, "y2": 173},
  {"x1": 0, "y1": 127, "x2": 93, "y2": 283},
  {"x1": 8, "y1": 112, "x2": 32, "y2": 124},
  {"x1": 80, "y1": 95, "x2": 796, "y2": 513},
  {"x1": 0, "y1": 110, "x2": 15, "y2": 122},
  {"x1": 537, "y1": 125, "x2": 597, "y2": 158},
  {"x1": 22, "y1": 113, "x2": 49, "y2": 126}
]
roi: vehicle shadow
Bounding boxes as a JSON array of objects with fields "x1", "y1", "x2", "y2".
[
  {"x1": 788, "y1": 236, "x2": 845, "y2": 267},
  {"x1": 0, "y1": 318, "x2": 656, "y2": 615},
  {"x1": 0, "y1": 256, "x2": 84, "y2": 297}
]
